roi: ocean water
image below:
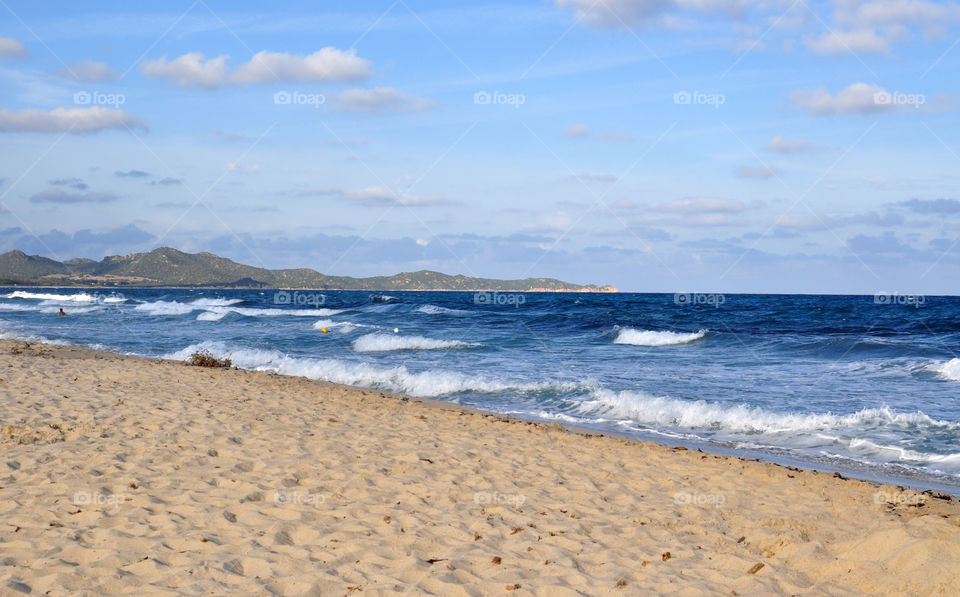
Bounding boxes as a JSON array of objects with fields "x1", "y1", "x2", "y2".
[{"x1": 4, "y1": 288, "x2": 960, "y2": 491}]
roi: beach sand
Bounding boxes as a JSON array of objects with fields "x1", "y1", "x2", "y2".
[{"x1": 1, "y1": 340, "x2": 959, "y2": 596}]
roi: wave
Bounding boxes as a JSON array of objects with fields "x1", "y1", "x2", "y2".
[
  {"x1": 0, "y1": 329, "x2": 69, "y2": 344},
  {"x1": 162, "y1": 341, "x2": 581, "y2": 397},
  {"x1": 196, "y1": 311, "x2": 228, "y2": 321},
  {"x1": 189, "y1": 298, "x2": 243, "y2": 307},
  {"x1": 574, "y1": 389, "x2": 960, "y2": 435},
  {"x1": 6, "y1": 291, "x2": 99, "y2": 303},
  {"x1": 134, "y1": 300, "x2": 196, "y2": 316},
  {"x1": 929, "y1": 358, "x2": 960, "y2": 381},
  {"x1": 613, "y1": 328, "x2": 706, "y2": 346},
  {"x1": 312, "y1": 319, "x2": 371, "y2": 333},
  {"x1": 844, "y1": 437, "x2": 960, "y2": 465},
  {"x1": 0, "y1": 303, "x2": 103, "y2": 314},
  {"x1": 416, "y1": 304, "x2": 469, "y2": 315},
  {"x1": 352, "y1": 333, "x2": 479, "y2": 352},
  {"x1": 134, "y1": 299, "x2": 343, "y2": 318},
  {"x1": 369, "y1": 294, "x2": 398, "y2": 303}
]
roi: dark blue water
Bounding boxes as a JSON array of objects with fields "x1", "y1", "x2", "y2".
[{"x1": 4, "y1": 288, "x2": 960, "y2": 490}]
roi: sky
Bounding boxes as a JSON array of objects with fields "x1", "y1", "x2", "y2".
[{"x1": 0, "y1": 0, "x2": 959, "y2": 293}]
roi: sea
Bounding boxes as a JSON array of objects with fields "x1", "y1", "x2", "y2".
[{"x1": 4, "y1": 288, "x2": 960, "y2": 493}]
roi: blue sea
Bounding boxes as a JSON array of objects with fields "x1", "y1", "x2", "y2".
[{"x1": 4, "y1": 288, "x2": 960, "y2": 492}]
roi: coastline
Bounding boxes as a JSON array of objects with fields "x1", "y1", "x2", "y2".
[
  {"x1": 2, "y1": 339, "x2": 959, "y2": 595},
  {"x1": 0, "y1": 285, "x2": 618, "y2": 293}
]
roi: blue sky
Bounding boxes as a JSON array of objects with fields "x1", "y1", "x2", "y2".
[{"x1": 1, "y1": 0, "x2": 959, "y2": 293}]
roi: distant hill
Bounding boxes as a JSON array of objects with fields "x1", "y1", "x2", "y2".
[{"x1": 0, "y1": 248, "x2": 618, "y2": 292}]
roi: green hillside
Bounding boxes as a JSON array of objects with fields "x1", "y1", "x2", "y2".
[{"x1": 0, "y1": 247, "x2": 617, "y2": 292}]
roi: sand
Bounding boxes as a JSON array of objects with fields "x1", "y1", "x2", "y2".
[{"x1": 1, "y1": 340, "x2": 959, "y2": 596}]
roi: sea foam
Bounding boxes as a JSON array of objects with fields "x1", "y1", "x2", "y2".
[
  {"x1": 613, "y1": 328, "x2": 706, "y2": 346},
  {"x1": 352, "y1": 332, "x2": 479, "y2": 352},
  {"x1": 6, "y1": 291, "x2": 99, "y2": 302},
  {"x1": 930, "y1": 358, "x2": 960, "y2": 381},
  {"x1": 164, "y1": 341, "x2": 580, "y2": 397},
  {"x1": 135, "y1": 299, "x2": 343, "y2": 317}
]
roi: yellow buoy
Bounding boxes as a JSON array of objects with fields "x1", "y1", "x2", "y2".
[{"x1": 321, "y1": 328, "x2": 329, "y2": 333}]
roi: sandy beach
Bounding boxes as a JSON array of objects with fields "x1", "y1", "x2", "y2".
[{"x1": 1, "y1": 340, "x2": 958, "y2": 596}]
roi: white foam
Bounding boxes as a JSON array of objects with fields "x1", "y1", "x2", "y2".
[
  {"x1": 162, "y1": 341, "x2": 579, "y2": 397},
  {"x1": 352, "y1": 333, "x2": 478, "y2": 352},
  {"x1": 196, "y1": 311, "x2": 228, "y2": 321},
  {"x1": 5, "y1": 291, "x2": 98, "y2": 303},
  {"x1": 930, "y1": 358, "x2": 960, "y2": 381},
  {"x1": 189, "y1": 298, "x2": 243, "y2": 307},
  {"x1": 575, "y1": 388, "x2": 960, "y2": 434},
  {"x1": 846, "y1": 437, "x2": 960, "y2": 465},
  {"x1": 226, "y1": 306, "x2": 344, "y2": 317},
  {"x1": 416, "y1": 304, "x2": 469, "y2": 315},
  {"x1": 0, "y1": 303, "x2": 102, "y2": 314},
  {"x1": 134, "y1": 300, "x2": 196, "y2": 316},
  {"x1": 0, "y1": 329, "x2": 69, "y2": 344},
  {"x1": 312, "y1": 319, "x2": 370, "y2": 333},
  {"x1": 613, "y1": 328, "x2": 706, "y2": 346},
  {"x1": 134, "y1": 299, "x2": 343, "y2": 318}
]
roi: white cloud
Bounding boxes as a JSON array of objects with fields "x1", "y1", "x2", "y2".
[
  {"x1": 0, "y1": 107, "x2": 144, "y2": 133},
  {"x1": 0, "y1": 37, "x2": 27, "y2": 58},
  {"x1": 56, "y1": 60, "x2": 119, "y2": 81},
  {"x1": 563, "y1": 123, "x2": 591, "y2": 137},
  {"x1": 142, "y1": 53, "x2": 230, "y2": 89},
  {"x1": 331, "y1": 88, "x2": 434, "y2": 113},
  {"x1": 835, "y1": 0, "x2": 960, "y2": 32},
  {"x1": 142, "y1": 48, "x2": 369, "y2": 88},
  {"x1": 766, "y1": 134, "x2": 818, "y2": 153},
  {"x1": 804, "y1": 28, "x2": 892, "y2": 54},
  {"x1": 227, "y1": 162, "x2": 261, "y2": 174},
  {"x1": 232, "y1": 48, "x2": 369, "y2": 84},
  {"x1": 789, "y1": 82, "x2": 895, "y2": 115}
]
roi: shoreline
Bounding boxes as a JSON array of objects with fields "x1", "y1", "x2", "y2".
[
  {"x1": 9, "y1": 331, "x2": 960, "y2": 496},
  {"x1": 2, "y1": 339, "x2": 960, "y2": 594},
  {"x1": 0, "y1": 285, "x2": 618, "y2": 294},
  {"x1": 6, "y1": 331, "x2": 960, "y2": 495}
]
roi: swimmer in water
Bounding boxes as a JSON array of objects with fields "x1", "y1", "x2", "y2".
[{"x1": 58, "y1": 308, "x2": 66, "y2": 316}]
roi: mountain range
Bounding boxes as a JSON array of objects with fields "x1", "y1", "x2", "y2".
[{"x1": 0, "y1": 248, "x2": 617, "y2": 292}]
